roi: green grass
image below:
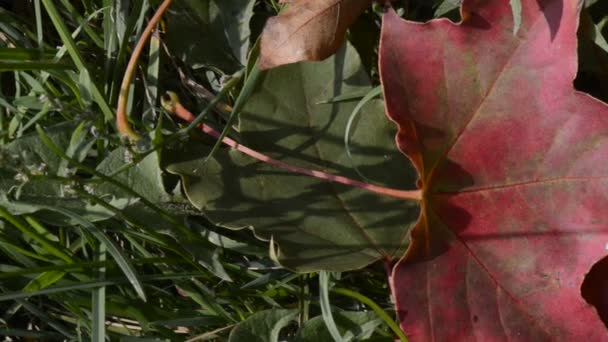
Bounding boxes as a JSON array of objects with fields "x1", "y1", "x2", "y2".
[
  {"x1": 0, "y1": 1, "x2": 400, "y2": 340},
  {"x1": 1, "y1": 0, "x2": 606, "y2": 341}
]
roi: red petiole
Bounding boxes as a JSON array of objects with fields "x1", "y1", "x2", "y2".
[{"x1": 165, "y1": 96, "x2": 422, "y2": 202}]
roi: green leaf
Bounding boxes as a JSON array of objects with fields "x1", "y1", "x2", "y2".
[
  {"x1": 165, "y1": 1, "x2": 244, "y2": 72},
  {"x1": 0, "y1": 122, "x2": 130, "y2": 225},
  {"x1": 2, "y1": 121, "x2": 75, "y2": 171},
  {"x1": 434, "y1": 0, "x2": 461, "y2": 17},
  {"x1": 95, "y1": 147, "x2": 169, "y2": 204},
  {"x1": 58, "y1": 121, "x2": 95, "y2": 177},
  {"x1": 294, "y1": 311, "x2": 382, "y2": 342},
  {"x1": 211, "y1": 0, "x2": 255, "y2": 64},
  {"x1": 228, "y1": 309, "x2": 298, "y2": 342},
  {"x1": 23, "y1": 270, "x2": 66, "y2": 292},
  {"x1": 165, "y1": 44, "x2": 419, "y2": 272},
  {"x1": 187, "y1": 219, "x2": 266, "y2": 256}
]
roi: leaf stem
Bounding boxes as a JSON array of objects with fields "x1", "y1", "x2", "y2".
[
  {"x1": 116, "y1": 0, "x2": 173, "y2": 140},
  {"x1": 163, "y1": 96, "x2": 422, "y2": 201}
]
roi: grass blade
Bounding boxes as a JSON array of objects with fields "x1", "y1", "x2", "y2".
[
  {"x1": 92, "y1": 243, "x2": 107, "y2": 342},
  {"x1": 203, "y1": 64, "x2": 261, "y2": 163},
  {"x1": 33, "y1": 204, "x2": 146, "y2": 301},
  {"x1": 23, "y1": 270, "x2": 66, "y2": 292},
  {"x1": 0, "y1": 207, "x2": 74, "y2": 263},
  {"x1": 0, "y1": 272, "x2": 208, "y2": 302},
  {"x1": 332, "y1": 287, "x2": 409, "y2": 342},
  {"x1": 0, "y1": 61, "x2": 71, "y2": 71},
  {"x1": 319, "y1": 271, "x2": 344, "y2": 342},
  {"x1": 343, "y1": 85, "x2": 382, "y2": 183},
  {"x1": 0, "y1": 48, "x2": 58, "y2": 60},
  {"x1": 34, "y1": 0, "x2": 44, "y2": 58},
  {"x1": 40, "y1": 0, "x2": 114, "y2": 121}
]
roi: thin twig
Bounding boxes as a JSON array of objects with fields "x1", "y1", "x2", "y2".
[{"x1": 116, "y1": 0, "x2": 173, "y2": 140}]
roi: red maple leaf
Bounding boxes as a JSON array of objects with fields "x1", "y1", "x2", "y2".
[{"x1": 380, "y1": 0, "x2": 608, "y2": 339}]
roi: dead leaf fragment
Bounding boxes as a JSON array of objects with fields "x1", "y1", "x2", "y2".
[{"x1": 259, "y1": 0, "x2": 372, "y2": 70}]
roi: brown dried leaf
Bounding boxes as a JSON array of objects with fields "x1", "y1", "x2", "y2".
[{"x1": 259, "y1": 0, "x2": 372, "y2": 70}]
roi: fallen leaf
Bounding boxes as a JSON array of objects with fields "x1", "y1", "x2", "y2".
[
  {"x1": 165, "y1": 43, "x2": 419, "y2": 272},
  {"x1": 380, "y1": 0, "x2": 608, "y2": 339},
  {"x1": 259, "y1": 0, "x2": 372, "y2": 70}
]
